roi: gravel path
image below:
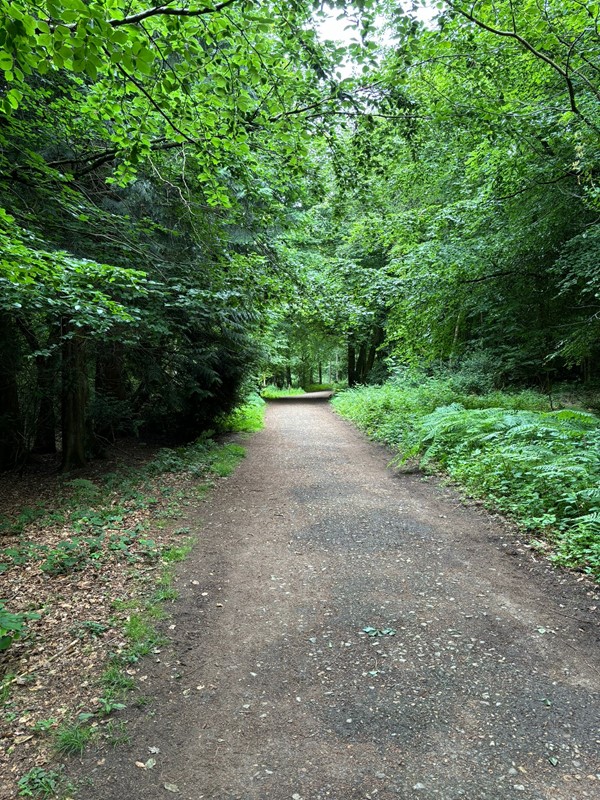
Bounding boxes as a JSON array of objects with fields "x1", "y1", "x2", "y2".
[{"x1": 79, "y1": 395, "x2": 600, "y2": 800}]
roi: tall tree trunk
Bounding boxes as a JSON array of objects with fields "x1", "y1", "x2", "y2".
[
  {"x1": 366, "y1": 326, "x2": 385, "y2": 375},
  {"x1": 448, "y1": 312, "x2": 463, "y2": 368},
  {"x1": 0, "y1": 314, "x2": 24, "y2": 470},
  {"x1": 61, "y1": 331, "x2": 88, "y2": 470},
  {"x1": 347, "y1": 338, "x2": 356, "y2": 387},
  {"x1": 356, "y1": 342, "x2": 368, "y2": 383},
  {"x1": 318, "y1": 362, "x2": 322, "y2": 384}
]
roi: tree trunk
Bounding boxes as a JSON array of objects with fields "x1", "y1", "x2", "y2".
[
  {"x1": 356, "y1": 342, "x2": 368, "y2": 383},
  {"x1": 347, "y1": 339, "x2": 356, "y2": 387},
  {"x1": 0, "y1": 314, "x2": 24, "y2": 470},
  {"x1": 61, "y1": 331, "x2": 88, "y2": 470},
  {"x1": 366, "y1": 326, "x2": 385, "y2": 376}
]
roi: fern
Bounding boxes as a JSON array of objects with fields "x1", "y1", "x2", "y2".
[{"x1": 332, "y1": 379, "x2": 600, "y2": 579}]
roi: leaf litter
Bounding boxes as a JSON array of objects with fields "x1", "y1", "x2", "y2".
[{"x1": 0, "y1": 441, "x2": 218, "y2": 800}]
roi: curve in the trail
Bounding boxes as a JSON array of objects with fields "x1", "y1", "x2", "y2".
[{"x1": 78, "y1": 399, "x2": 600, "y2": 800}]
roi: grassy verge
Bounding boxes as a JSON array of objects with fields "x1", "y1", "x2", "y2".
[
  {"x1": 332, "y1": 379, "x2": 600, "y2": 579},
  {"x1": 260, "y1": 385, "x2": 306, "y2": 399},
  {"x1": 0, "y1": 400, "x2": 261, "y2": 798},
  {"x1": 216, "y1": 393, "x2": 266, "y2": 433}
]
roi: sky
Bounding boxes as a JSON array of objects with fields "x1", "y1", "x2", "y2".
[{"x1": 315, "y1": 2, "x2": 437, "y2": 45}]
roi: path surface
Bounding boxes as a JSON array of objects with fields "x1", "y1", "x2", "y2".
[{"x1": 80, "y1": 397, "x2": 600, "y2": 800}]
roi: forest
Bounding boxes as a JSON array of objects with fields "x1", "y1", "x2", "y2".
[
  {"x1": 1, "y1": 3, "x2": 600, "y2": 794},
  {"x1": 1, "y1": 3, "x2": 600, "y2": 547}
]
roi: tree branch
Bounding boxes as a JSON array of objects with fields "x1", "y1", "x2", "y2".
[
  {"x1": 51, "y1": 0, "x2": 240, "y2": 30},
  {"x1": 493, "y1": 171, "x2": 578, "y2": 202},
  {"x1": 445, "y1": 1, "x2": 580, "y2": 116},
  {"x1": 114, "y1": 62, "x2": 197, "y2": 145}
]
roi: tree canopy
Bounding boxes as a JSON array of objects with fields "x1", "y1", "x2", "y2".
[{"x1": 1, "y1": 0, "x2": 600, "y2": 468}]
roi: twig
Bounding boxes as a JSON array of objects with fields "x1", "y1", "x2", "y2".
[{"x1": 7, "y1": 638, "x2": 81, "y2": 685}]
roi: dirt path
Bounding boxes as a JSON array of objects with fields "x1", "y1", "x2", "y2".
[{"x1": 78, "y1": 396, "x2": 600, "y2": 800}]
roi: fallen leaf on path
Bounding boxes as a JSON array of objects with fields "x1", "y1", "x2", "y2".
[{"x1": 164, "y1": 783, "x2": 180, "y2": 793}]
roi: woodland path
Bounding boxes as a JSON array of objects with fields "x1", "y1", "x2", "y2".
[{"x1": 78, "y1": 395, "x2": 600, "y2": 800}]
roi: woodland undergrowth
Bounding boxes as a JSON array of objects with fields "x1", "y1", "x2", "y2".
[
  {"x1": 0, "y1": 395, "x2": 264, "y2": 799},
  {"x1": 332, "y1": 379, "x2": 600, "y2": 579}
]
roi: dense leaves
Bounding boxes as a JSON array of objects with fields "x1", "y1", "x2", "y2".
[
  {"x1": 1, "y1": 0, "x2": 600, "y2": 468},
  {"x1": 0, "y1": 0, "x2": 375, "y2": 468}
]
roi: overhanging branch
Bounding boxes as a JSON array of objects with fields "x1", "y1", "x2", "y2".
[{"x1": 50, "y1": 0, "x2": 240, "y2": 31}]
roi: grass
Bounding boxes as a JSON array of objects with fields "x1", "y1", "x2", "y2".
[
  {"x1": 217, "y1": 392, "x2": 266, "y2": 432},
  {"x1": 0, "y1": 432, "x2": 251, "y2": 590},
  {"x1": 332, "y1": 378, "x2": 600, "y2": 579},
  {"x1": 1, "y1": 673, "x2": 15, "y2": 705},
  {"x1": 303, "y1": 383, "x2": 336, "y2": 392},
  {"x1": 261, "y1": 384, "x2": 306, "y2": 399},
  {"x1": 104, "y1": 719, "x2": 130, "y2": 747},
  {"x1": 101, "y1": 663, "x2": 136, "y2": 695},
  {"x1": 54, "y1": 721, "x2": 95, "y2": 756},
  {"x1": 132, "y1": 694, "x2": 152, "y2": 708},
  {"x1": 209, "y1": 442, "x2": 246, "y2": 477},
  {"x1": 162, "y1": 543, "x2": 191, "y2": 563}
]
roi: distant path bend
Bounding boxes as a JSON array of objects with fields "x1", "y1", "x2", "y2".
[{"x1": 81, "y1": 396, "x2": 600, "y2": 800}]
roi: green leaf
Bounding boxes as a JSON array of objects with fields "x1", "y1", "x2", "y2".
[
  {"x1": 6, "y1": 88, "x2": 22, "y2": 109},
  {"x1": 0, "y1": 51, "x2": 13, "y2": 71}
]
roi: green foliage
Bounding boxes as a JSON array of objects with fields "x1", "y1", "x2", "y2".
[
  {"x1": 0, "y1": 601, "x2": 39, "y2": 651},
  {"x1": 261, "y1": 385, "x2": 306, "y2": 398},
  {"x1": 17, "y1": 767, "x2": 72, "y2": 799},
  {"x1": 104, "y1": 719, "x2": 130, "y2": 747},
  {"x1": 1, "y1": 435, "x2": 246, "y2": 581},
  {"x1": 209, "y1": 443, "x2": 246, "y2": 477},
  {"x1": 303, "y1": 384, "x2": 335, "y2": 392},
  {"x1": 0, "y1": 672, "x2": 14, "y2": 704},
  {"x1": 70, "y1": 620, "x2": 108, "y2": 639},
  {"x1": 40, "y1": 537, "x2": 102, "y2": 575},
  {"x1": 32, "y1": 718, "x2": 58, "y2": 733},
  {"x1": 216, "y1": 393, "x2": 266, "y2": 433},
  {"x1": 161, "y1": 545, "x2": 191, "y2": 565},
  {"x1": 123, "y1": 613, "x2": 157, "y2": 645},
  {"x1": 54, "y1": 720, "x2": 95, "y2": 755},
  {"x1": 95, "y1": 697, "x2": 126, "y2": 717},
  {"x1": 100, "y1": 664, "x2": 136, "y2": 697},
  {"x1": 333, "y1": 377, "x2": 551, "y2": 448},
  {"x1": 334, "y1": 379, "x2": 600, "y2": 577}
]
